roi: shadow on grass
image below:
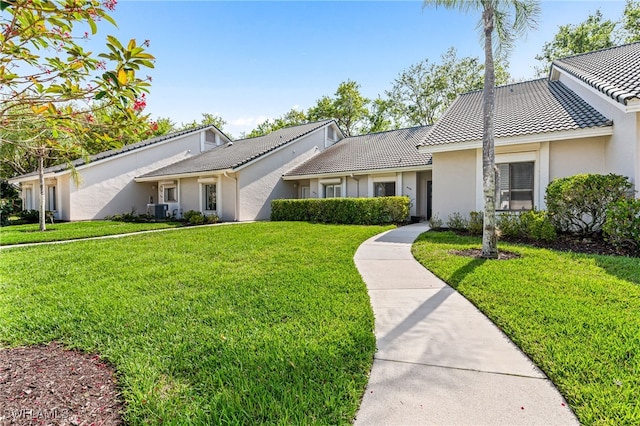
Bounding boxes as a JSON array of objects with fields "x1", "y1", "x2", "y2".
[
  {"x1": 594, "y1": 256, "x2": 640, "y2": 286},
  {"x1": 448, "y1": 258, "x2": 486, "y2": 289}
]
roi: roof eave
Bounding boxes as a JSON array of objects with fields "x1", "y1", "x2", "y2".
[
  {"x1": 135, "y1": 169, "x2": 232, "y2": 182},
  {"x1": 8, "y1": 171, "x2": 59, "y2": 184},
  {"x1": 418, "y1": 126, "x2": 614, "y2": 154},
  {"x1": 553, "y1": 63, "x2": 637, "y2": 113},
  {"x1": 625, "y1": 98, "x2": 640, "y2": 112},
  {"x1": 283, "y1": 164, "x2": 433, "y2": 181}
]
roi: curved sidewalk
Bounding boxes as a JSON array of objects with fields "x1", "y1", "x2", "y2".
[{"x1": 353, "y1": 223, "x2": 578, "y2": 425}]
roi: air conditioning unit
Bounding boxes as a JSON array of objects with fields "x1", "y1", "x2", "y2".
[{"x1": 147, "y1": 203, "x2": 168, "y2": 219}]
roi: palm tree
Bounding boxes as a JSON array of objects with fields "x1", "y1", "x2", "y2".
[{"x1": 423, "y1": 0, "x2": 539, "y2": 258}]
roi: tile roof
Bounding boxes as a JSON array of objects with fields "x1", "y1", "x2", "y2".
[
  {"x1": 285, "y1": 126, "x2": 432, "y2": 177},
  {"x1": 140, "y1": 120, "x2": 333, "y2": 178},
  {"x1": 552, "y1": 42, "x2": 640, "y2": 105},
  {"x1": 419, "y1": 79, "x2": 612, "y2": 147},
  {"x1": 13, "y1": 125, "x2": 224, "y2": 179}
]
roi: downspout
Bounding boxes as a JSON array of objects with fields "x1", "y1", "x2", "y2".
[
  {"x1": 223, "y1": 171, "x2": 239, "y2": 221},
  {"x1": 350, "y1": 173, "x2": 360, "y2": 197}
]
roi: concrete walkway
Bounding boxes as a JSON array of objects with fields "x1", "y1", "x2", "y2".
[{"x1": 353, "y1": 223, "x2": 578, "y2": 425}]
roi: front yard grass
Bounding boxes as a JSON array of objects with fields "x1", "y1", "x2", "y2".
[
  {"x1": 0, "y1": 220, "x2": 184, "y2": 246},
  {"x1": 0, "y1": 222, "x2": 392, "y2": 424},
  {"x1": 412, "y1": 231, "x2": 640, "y2": 425}
]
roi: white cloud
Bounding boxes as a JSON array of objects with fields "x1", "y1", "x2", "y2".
[{"x1": 230, "y1": 115, "x2": 270, "y2": 127}]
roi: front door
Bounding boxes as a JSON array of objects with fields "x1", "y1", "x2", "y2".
[{"x1": 427, "y1": 180, "x2": 432, "y2": 220}]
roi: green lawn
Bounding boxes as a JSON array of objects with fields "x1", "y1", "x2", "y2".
[
  {"x1": 0, "y1": 221, "x2": 184, "y2": 246},
  {"x1": 0, "y1": 222, "x2": 391, "y2": 424},
  {"x1": 412, "y1": 231, "x2": 640, "y2": 426}
]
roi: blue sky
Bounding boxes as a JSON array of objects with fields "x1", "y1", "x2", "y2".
[{"x1": 101, "y1": 1, "x2": 627, "y2": 137}]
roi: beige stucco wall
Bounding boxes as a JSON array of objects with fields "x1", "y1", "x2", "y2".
[
  {"x1": 172, "y1": 175, "x2": 235, "y2": 221},
  {"x1": 549, "y1": 136, "x2": 606, "y2": 180},
  {"x1": 432, "y1": 150, "x2": 476, "y2": 221},
  {"x1": 14, "y1": 130, "x2": 228, "y2": 221},
  {"x1": 65, "y1": 132, "x2": 205, "y2": 220},
  {"x1": 558, "y1": 73, "x2": 638, "y2": 192},
  {"x1": 416, "y1": 170, "x2": 433, "y2": 218},
  {"x1": 237, "y1": 130, "x2": 326, "y2": 221}
]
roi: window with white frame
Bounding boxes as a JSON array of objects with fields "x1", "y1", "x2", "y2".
[
  {"x1": 163, "y1": 184, "x2": 177, "y2": 202},
  {"x1": 24, "y1": 186, "x2": 33, "y2": 210},
  {"x1": 497, "y1": 162, "x2": 534, "y2": 210},
  {"x1": 374, "y1": 182, "x2": 396, "y2": 197},
  {"x1": 203, "y1": 184, "x2": 217, "y2": 211},
  {"x1": 47, "y1": 185, "x2": 56, "y2": 211},
  {"x1": 301, "y1": 186, "x2": 310, "y2": 199},
  {"x1": 324, "y1": 184, "x2": 342, "y2": 198},
  {"x1": 327, "y1": 127, "x2": 335, "y2": 140}
]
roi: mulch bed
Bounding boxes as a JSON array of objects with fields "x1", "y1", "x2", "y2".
[
  {"x1": 440, "y1": 229, "x2": 639, "y2": 258},
  {"x1": 0, "y1": 343, "x2": 122, "y2": 426},
  {"x1": 450, "y1": 248, "x2": 520, "y2": 260}
]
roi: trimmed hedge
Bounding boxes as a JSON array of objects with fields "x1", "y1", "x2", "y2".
[{"x1": 271, "y1": 196, "x2": 410, "y2": 225}]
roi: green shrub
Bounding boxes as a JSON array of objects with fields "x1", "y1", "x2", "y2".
[
  {"x1": 603, "y1": 198, "x2": 640, "y2": 253},
  {"x1": 428, "y1": 214, "x2": 443, "y2": 230},
  {"x1": 497, "y1": 212, "x2": 523, "y2": 239},
  {"x1": 498, "y1": 210, "x2": 556, "y2": 241},
  {"x1": 520, "y1": 210, "x2": 556, "y2": 241},
  {"x1": 446, "y1": 212, "x2": 469, "y2": 230},
  {"x1": 105, "y1": 208, "x2": 154, "y2": 223},
  {"x1": 468, "y1": 211, "x2": 483, "y2": 236},
  {"x1": 18, "y1": 209, "x2": 40, "y2": 223},
  {"x1": 205, "y1": 214, "x2": 219, "y2": 224},
  {"x1": 182, "y1": 210, "x2": 201, "y2": 223},
  {"x1": 271, "y1": 196, "x2": 410, "y2": 225},
  {"x1": 181, "y1": 210, "x2": 220, "y2": 225},
  {"x1": 546, "y1": 174, "x2": 633, "y2": 236}
]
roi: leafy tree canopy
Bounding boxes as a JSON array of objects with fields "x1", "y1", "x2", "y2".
[
  {"x1": 536, "y1": 0, "x2": 640, "y2": 75},
  {"x1": 246, "y1": 109, "x2": 306, "y2": 139},
  {"x1": 178, "y1": 113, "x2": 227, "y2": 134},
  {"x1": 386, "y1": 47, "x2": 510, "y2": 127},
  {"x1": 307, "y1": 80, "x2": 370, "y2": 137},
  {"x1": 0, "y1": 0, "x2": 155, "y2": 230}
]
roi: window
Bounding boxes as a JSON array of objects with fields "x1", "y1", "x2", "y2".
[
  {"x1": 24, "y1": 187, "x2": 33, "y2": 210},
  {"x1": 324, "y1": 184, "x2": 342, "y2": 198},
  {"x1": 203, "y1": 184, "x2": 217, "y2": 211},
  {"x1": 327, "y1": 127, "x2": 335, "y2": 140},
  {"x1": 47, "y1": 185, "x2": 56, "y2": 211},
  {"x1": 301, "y1": 186, "x2": 310, "y2": 199},
  {"x1": 374, "y1": 182, "x2": 396, "y2": 197},
  {"x1": 497, "y1": 162, "x2": 533, "y2": 210},
  {"x1": 163, "y1": 185, "x2": 177, "y2": 202}
]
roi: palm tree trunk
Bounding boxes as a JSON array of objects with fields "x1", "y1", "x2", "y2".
[
  {"x1": 481, "y1": 2, "x2": 498, "y2": 258},
  {"x1": 38, "y1": 149, "x2": 46, "y2": 232}
]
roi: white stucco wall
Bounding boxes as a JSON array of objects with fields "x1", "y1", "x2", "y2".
[
  {"x1": 178, "y1": 178, "x2": 200, "y2": 214},
  {"x1": 237, "y1": 131, "x2": 326, "y2": 221},
  {"x1": 557, "y1": 73, "x2": 638, "y2": 191},
  {"x1": 66, "y1": 133, "x2": 205, "y2": 220},
  {"x1": 432, "y1": 150, "x2": 477, "y2": 221}
]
